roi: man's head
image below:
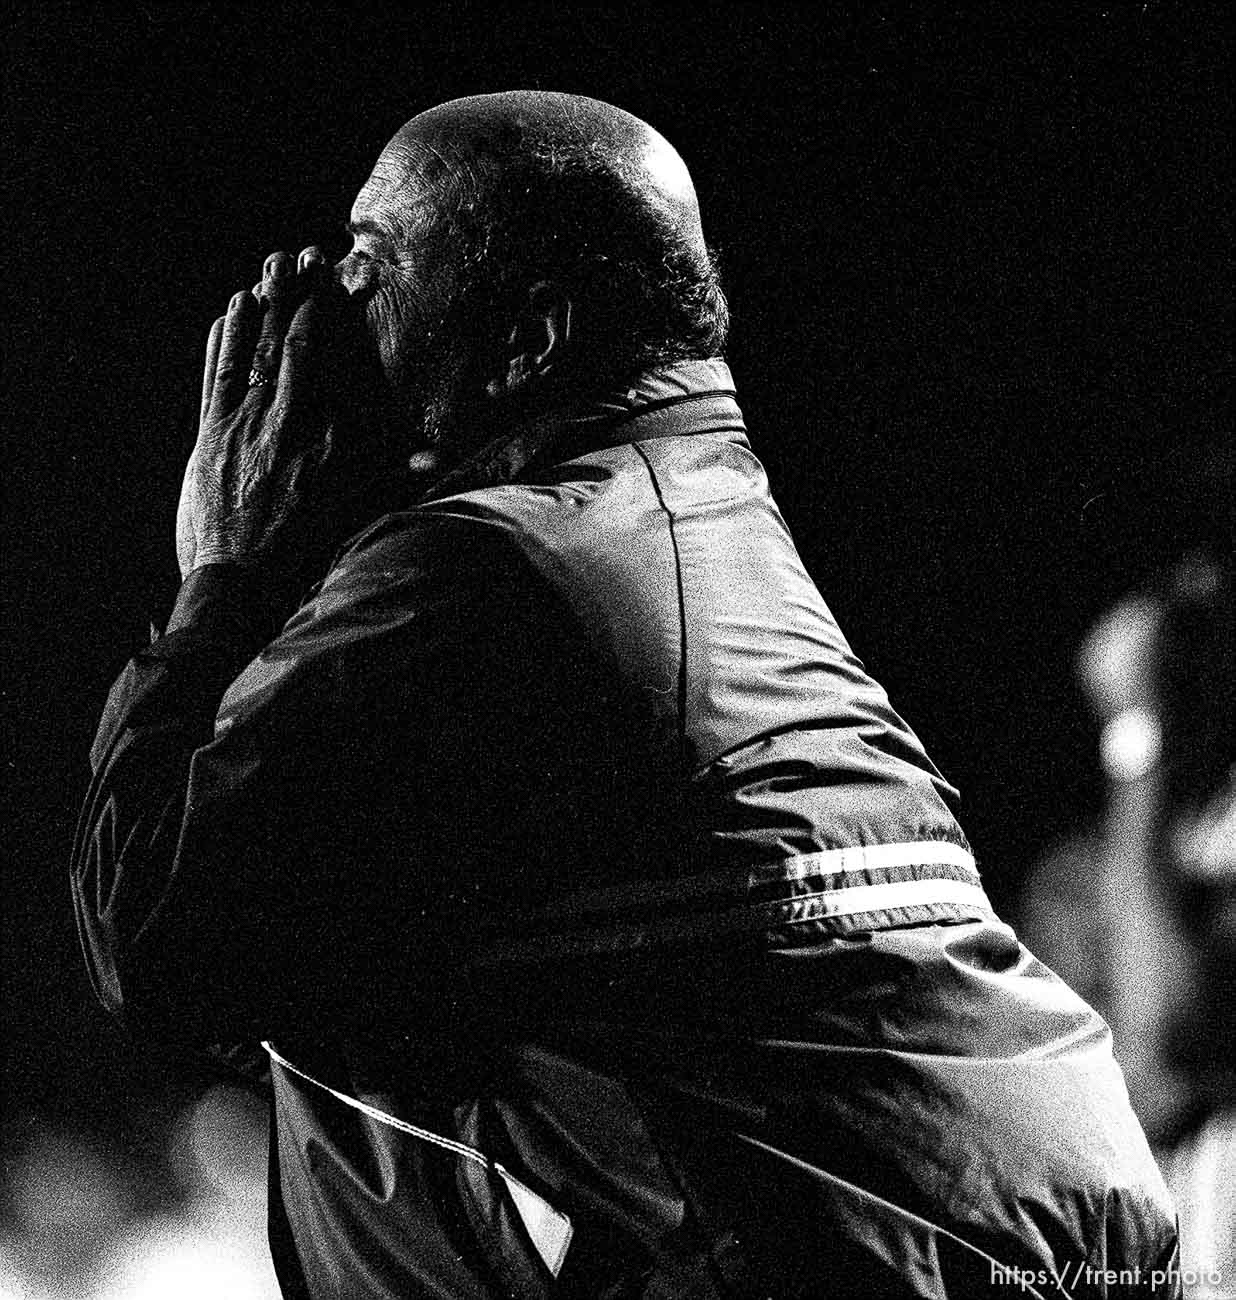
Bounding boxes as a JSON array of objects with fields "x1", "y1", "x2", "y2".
[{"x1": 336, "y1": 91, "x2": 728, "y2": 459}]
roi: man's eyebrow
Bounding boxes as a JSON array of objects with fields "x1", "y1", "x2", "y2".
[{"x1": 345, "y1": 218, "x2": 396, "y2": 241}]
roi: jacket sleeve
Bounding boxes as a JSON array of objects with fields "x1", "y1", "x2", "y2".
[{"x1": 70, "y1": 517, "x2": 492, "y2": 1044}]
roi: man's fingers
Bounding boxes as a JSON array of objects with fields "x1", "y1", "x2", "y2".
[
  {"x1": 200, "y1": 315, "x2": 225, "y2": 426},
  {"x1": 275, "y1": 284, "x2": 337, "y2": 413},
  {"x1": 274, "y1": 250, "x2": 336, "y2": 411},
  {"x1": 205, "y1": 248, "x2": 327, "y2": 421},
  {"x1": 209, "y1": 289, "x2": 261, "y2": 414},
  {"x1": 250, "y1": 246, "x2": 320, "y2": 302},
  {"x1": 249, "y1": 252, "x2": 298, "y2": 383}
]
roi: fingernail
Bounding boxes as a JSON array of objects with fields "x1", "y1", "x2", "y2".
[
  {"x1": 265, "y1": 253, "x2": 288, "y2": 280},
  {"x1": 299, "y1": 247, "x2": 323, "y2": 272}
]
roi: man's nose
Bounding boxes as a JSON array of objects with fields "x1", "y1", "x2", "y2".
[{"x1": 331, "y1": 253, "x2": 371, "y2": 299}]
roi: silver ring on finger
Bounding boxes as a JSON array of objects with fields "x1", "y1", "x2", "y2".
[{"x1": 247, "y1": 366, "x2": 274, "y2": 389}]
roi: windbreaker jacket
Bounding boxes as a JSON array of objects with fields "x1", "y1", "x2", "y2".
[{"x1": 73, "y1": 360, "x2": 1180, "y2": 1297}]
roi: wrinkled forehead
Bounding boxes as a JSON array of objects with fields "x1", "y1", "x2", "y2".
[{"x1": 350, "y1": 133, "x2": 464, "y2": 240}]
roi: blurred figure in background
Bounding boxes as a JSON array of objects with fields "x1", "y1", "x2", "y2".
[
  {"x1": 1020, "y1": 552, "x2": 1236, "y2": 1291},
  {"x1": 0, "y1": 1085, "x2": 276, "y2": 1299}
]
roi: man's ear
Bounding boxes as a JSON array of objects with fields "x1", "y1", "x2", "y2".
[{"x1": 485, "y1": 280, "x2": 573, "y2": 398}]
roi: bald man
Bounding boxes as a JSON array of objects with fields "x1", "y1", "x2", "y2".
[{"x1": 74, "y1": 94, "x2": 1179, "y2": 1298}]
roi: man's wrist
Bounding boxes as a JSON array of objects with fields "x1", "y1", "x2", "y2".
[{"x1": 163, "y1": 562, "x2": 286, "y2": 649}]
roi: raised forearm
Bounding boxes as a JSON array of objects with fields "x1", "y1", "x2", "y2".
[{"x1": 71, "y1": 565, "x2": 276, "y2": 1030}]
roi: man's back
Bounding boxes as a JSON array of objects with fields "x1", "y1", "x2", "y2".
[
  {"x1": 194, "y1": 363, "x2": 983, "y2": 1002},
  {"x1": 196, "y1": 363, "x2": 1171, "y2": 1296}
]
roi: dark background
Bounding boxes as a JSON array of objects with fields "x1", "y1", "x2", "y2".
[{"x1": 5, "y1": 1, "x2": 1231, "y2": 1165}]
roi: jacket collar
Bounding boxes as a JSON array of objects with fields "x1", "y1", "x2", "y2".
[
  {"x1": 420, "y1": 358, "x2": 741, "y2": 502},
  {"x1": 559, "y1": 356, "x2": 736, "y2": 425}
]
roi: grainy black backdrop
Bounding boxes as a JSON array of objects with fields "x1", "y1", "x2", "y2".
[{"x1": 5, "y1": 1, "x2": 1231, "y2": 1160}]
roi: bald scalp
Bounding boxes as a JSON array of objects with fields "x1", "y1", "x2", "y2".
[
  {"x1": 382, "y1": 91, "x2": 728, "y2": 382},
  {"x1": 392, "y1": 92, "x2": 710, "y2": 263}
]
